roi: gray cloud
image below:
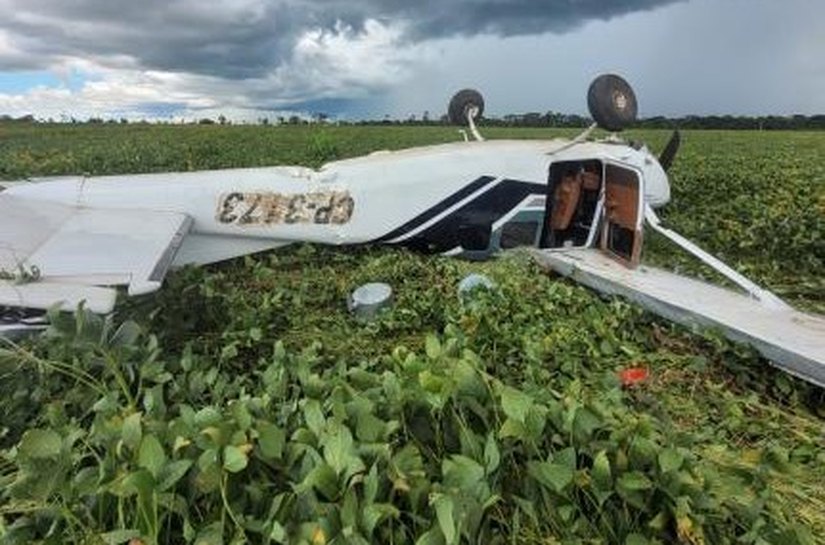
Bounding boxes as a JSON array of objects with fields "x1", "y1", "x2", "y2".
[
  {"x1": 0, "y1": 0, "x2": 680, "y2": 78},
  {"x1": 5, "y1": 0, "x2": 818, "y2": 119},
  {"x1": 385, "y1": 0, "x2": 825, "y2": 118}
]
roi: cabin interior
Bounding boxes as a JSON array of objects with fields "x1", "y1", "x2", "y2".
[{"x1": 541, "y1": 159, "x2": 642, "y2": 267}]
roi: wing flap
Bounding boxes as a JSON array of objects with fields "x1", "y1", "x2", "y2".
[
  {"x1": 0, "y1": 195, "x2": 75, "y2": 272},
  {"x1": 25, "y1": 207, "x2": 191, "y2": 295},
  {"x1": 0, "y1": 195, "x2": 193, "y2": 309}
]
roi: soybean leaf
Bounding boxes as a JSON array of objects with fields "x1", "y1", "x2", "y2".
[
  {"x1": 138, "y1": 435, "x2": 166, "y2": 478},
  {"x1": 528, "y1": 461, "x2": 574, "y2": 493},
  {"x1": 363, "y1": 503, "x2": 400, "y2": 536},
  {"x1": 618, "y1": 471, "x2": 653, "y2": 491},
  {"x1": 258, "y1": 422, "x2": 286, "y2": 460},
  {"x1": 99, "y1": 529, "x2": 141, "y2": 544},
  {"x1": 122, "y1": 412, "x2": 143, "y2": 450},
  {"x1": 322, "y1": 424, "x2": 356, "y2": 475},
  {"x1": 433, "y1": 494, "x2": 457, "y2": 545},
  {"x1": 425, "y1": 334, "x2": 442, "y2": 359},
  {"x1": 658, "y1": 448, "x2": 684, "y2": 474},
  {"x1": 303, "y1": 399, "x2": 326, "y2": 437},
  {"x1": 269, "y1": 521, "x2": 287, "y2": 543},
  {"x1": 18, "y1": 429, "x2": 62, "y2": 460},
  {"x1": 415, "y1": 527, "x2": 447, "y2": 545},
  {"x1": 223, "y1": 445, "x2": 248, "y2": 473},
  {"x1": 592, "y1": 450, "x2": 612, "y2": 489},
  {"x1": 158, "y1": 459, "x2": 193, "y2": 492},
  {"x1": 299, "y1": 462, "x2": 338, "y2": 500},
  {"x1": 443, "y1": 455, "x2": 485, "y2": 492},
  {"x1": 499, "y1": 385, "x2": 533, "y2": 424},
  {"x1": 625, "y1": 533, "x2": 650, "y2": 545},
  {"x1": 484, "y1": 433, "x2": 500, "y2": 475}
]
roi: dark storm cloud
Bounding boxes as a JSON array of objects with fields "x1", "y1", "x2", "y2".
[
  {"x1": 368, "y1": 0, "x2": 683, "y2": 39},
  {"x1": 0, "y1": 0, "x2": 681, "y2": 78}
]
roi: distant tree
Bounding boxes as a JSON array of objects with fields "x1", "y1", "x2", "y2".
[
  {"x1": 522, "y1": 112, "x2": 542, "y2": 126},
  {"x1": 198, "y1": 118, "x2": 215, "y2": 125},
  {"x1": 352, "y1": 110, "x2": 825, "y2": 130}
]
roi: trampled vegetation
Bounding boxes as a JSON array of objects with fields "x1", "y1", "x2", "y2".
[{"x1": 0, "y1": 124, "x2": 823, "y2": 544}]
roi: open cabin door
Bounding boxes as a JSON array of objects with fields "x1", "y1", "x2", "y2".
[
  {"x1": 601, "y1": 162, "x2": 643, "y2": 267},
  {"x1": 533, "y1": 161, "x2": 825, "y2": 387},
  {"x1": 541, "y1": 159, "x2": 604, "y2": 250}
]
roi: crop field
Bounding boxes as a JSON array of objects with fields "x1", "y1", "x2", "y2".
[{"x1": 0, "y1": 123, "x2": 824, "y2": 544}]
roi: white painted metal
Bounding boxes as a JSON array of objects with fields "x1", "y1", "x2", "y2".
[
  {"x1": 348, "y1": 282, "x2": 393, "y2": 320},
  {"x1": 467, "y1": 107, "x2": 485, "y2": 142},
  {"x1": 0, "y1": 322, "x2": 48, "y2": 341},
  {"x1": 0, "y1": 195, "x2": 76, "y2": 272},
  {"x1": 531, "y1": 248, "x2": 825, "y2": 387},
  {"x1": 546, "y1": 123, "x2": 597, "y2": 156},
  {"x1": 6, "y1": 141, "x2": 553, "y2": 246},
  {"x1": 0, "y1": 192, "x2": 191, "y2": 303},
  {"x1": 27, "y1": 208, "x2": 191, "y2": 296},
  {"x1": 173, "y1": 234, "x2": 290, "y2": 266},
  {"x1": 0, "y1": 280, "x2": 117, "y2": 314}
]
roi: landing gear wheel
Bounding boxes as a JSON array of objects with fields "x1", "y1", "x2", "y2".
[
  {"x1": 448, "y1": 89, "x2": 485, "y2": 125},
  {"x1": 587, "y1": 74, "x2": 638, "y2": 132}
]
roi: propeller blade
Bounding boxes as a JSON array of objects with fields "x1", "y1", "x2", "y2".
[{"x1": 658, "y1": 129, "x2": 681, "y2": 172}]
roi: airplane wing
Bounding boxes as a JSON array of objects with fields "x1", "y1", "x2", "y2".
[
  {"x1": 532, "y1": 248, "x2": 825, "y2": 388},
  {"x1": 0, "y1": 194, "x2": 192, "y2": 313}
]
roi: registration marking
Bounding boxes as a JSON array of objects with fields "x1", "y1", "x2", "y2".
[{"x1": 217, "y1": 191, "x2": 354, "y2": 225}]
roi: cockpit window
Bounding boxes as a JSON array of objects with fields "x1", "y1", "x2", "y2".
[{"x1": 500, "y1": 221, "x2": 539, "y2": 249}]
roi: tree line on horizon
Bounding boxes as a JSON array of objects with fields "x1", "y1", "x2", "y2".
[{"x1": 2, "y1": 111, "x2": 825, "y2": 130}]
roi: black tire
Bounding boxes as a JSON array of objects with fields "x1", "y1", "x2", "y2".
[
  {"x1": 448, "y1": 89, "x2": 485, "y2": 125},
  {"x1": 587, "y1": 74, "x2": 638, "y2": 132}
]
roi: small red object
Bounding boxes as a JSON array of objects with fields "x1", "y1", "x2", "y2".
[{"x1": 619, "y1": 367, "x2": 649, "y2": 386}]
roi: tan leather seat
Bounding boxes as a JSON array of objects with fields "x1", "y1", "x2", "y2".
[
  {"x1": 550, "y1": 173, "x2": 582, "y2": 230},
  {"x1": 581, "y1": 171, "x2": 600, "y2": 191}
]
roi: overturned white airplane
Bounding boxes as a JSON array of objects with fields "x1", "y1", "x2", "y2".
[{"x1": 1, "y1": 75, "x2": 823, "y2": 386}]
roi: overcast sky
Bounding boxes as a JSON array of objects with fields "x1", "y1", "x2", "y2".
[{"x1": 0, "y1": 0, "x2": 822, "y2": 121}]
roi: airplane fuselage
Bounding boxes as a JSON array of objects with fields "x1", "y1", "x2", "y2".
[{"x1": 3, "y1": 138, "x2": 670, "y2": 265}]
